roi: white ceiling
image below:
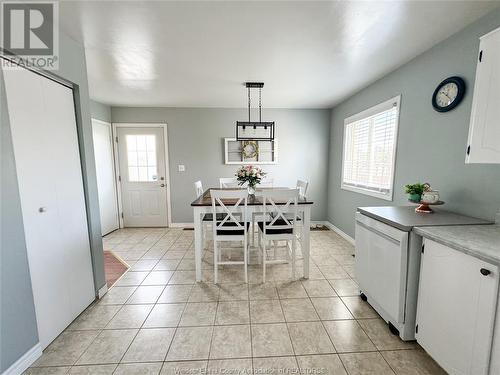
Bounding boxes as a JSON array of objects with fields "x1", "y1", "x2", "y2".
[{"x1": 60, "y1": 1, "x2": 499, "y2": 108}]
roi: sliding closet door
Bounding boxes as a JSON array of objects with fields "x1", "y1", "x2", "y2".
[
  {"x1": 92, "y1": 119, "x2": 119, "y2": 235},
  {"x1": 2, "y1": 66, "x2": 95, "y2": 348}
]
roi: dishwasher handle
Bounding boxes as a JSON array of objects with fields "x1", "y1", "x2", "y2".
[{"x1": 356, "y1": 221, "x2": 402, "y2": 246}]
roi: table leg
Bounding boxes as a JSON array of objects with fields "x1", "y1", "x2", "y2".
[
  {"x1": 194, "y1": 208, "x2": 203, "y2": 282},
  {"x1": 302, "y1": 206, "x2": 311, "y2": 279}
]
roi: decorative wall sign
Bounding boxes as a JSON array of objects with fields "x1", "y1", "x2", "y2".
[
  {"x1": 242, "y1": 141, "x2": 259, "y2": 159},
  {"x1": 224, "y1": 138, "x2": 277, "y2": 165}
]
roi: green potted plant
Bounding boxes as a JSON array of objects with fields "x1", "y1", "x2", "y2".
[{"x1": 404, "y1": 183, "x2": 427, "y2": 202}]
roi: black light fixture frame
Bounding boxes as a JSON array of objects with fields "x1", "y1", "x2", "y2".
[{"x1": 236, "y1": 82, "x2": 275, "y2": 141}]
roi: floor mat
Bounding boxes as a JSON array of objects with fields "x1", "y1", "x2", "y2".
[{"x1": 104, "y1": 251, "x2": 129, "y2": 288}]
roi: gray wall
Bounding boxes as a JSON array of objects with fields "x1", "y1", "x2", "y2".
[
  {"x1": 111, "y1": 108, "x2": 331, "y2": 222},
  {"x1": 90, "y1": 100, "x2": 112, "y2": 123},
  {"x1": 0, "y1": 32, "x2": 106, "y2": 371},
  {"x1": 327, "y1": 8, "x2": 500, "y2": 238}
]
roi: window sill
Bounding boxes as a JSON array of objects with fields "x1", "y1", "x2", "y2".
[{"x1": 341, "y1": 184, "x2": 393, "y2": 201}]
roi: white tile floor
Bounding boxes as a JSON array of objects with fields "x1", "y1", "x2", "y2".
[{"x1": 26, "y1": 228, "x2": 447, "y2": 375}]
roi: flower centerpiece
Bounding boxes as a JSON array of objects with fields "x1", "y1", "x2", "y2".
[{"x1": 235, "y1": 165, "x2": 266, "y2": 195}]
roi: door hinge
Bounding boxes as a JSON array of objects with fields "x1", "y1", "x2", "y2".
[
  {"x1": 467, "y1": 145, "x2": 471, "y2": 155},
  {"x1": 479, "y1": 50, "x2": 483, "y2": 62},
  {"x1": 118, "y1": 175, "x2": 121, "y2": 182},
  {"x1": 416, "y1": 324, "x2": 419, "y2": 334},
  {"x1": 121, "y1": 212, "x2": 124, "y2": 219},
  {"x1": 421, "y1": 243, "x2": 425, "y2": 253},
  {"x1": 115, "y1": 136, "x2": 118, "y2": 143}
]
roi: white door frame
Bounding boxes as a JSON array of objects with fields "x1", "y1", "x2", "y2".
[
  {"x1": 91, "y1": 118, "x2": 120, "y2": 234},
  {"x1": 111, "y1": 122, "x2": 172, "y2": 227}
]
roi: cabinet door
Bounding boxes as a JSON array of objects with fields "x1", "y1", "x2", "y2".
[
  {"x1": 416, "y1": 239, "x2": 498, "y2": 375},
  {"x1": 466, "y1": 27, "x2": 500, "y2": 164}
]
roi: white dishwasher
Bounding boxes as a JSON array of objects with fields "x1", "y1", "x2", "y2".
[
  {"x1": 355, "y1": 207, "x2": 491, "y2": 341},
  {"x1": 355, "y1": 213, "x2": 412, "y2": 338}
]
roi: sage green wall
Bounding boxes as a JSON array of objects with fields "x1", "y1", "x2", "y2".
[
  {"x1": 327, "y1": 8, "x2": 500, "y2": 238},
  {"x1": 90, "y1": 100, "x2": 112, "y2": 123},
  {"x1": 0, "y1": 33, "x2": 106, "y2": 371},
  {"x1": 111, "y1": 107, "x2": 331, "y2": 223}
]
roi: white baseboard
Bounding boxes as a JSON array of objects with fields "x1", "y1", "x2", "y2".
[
  {"x1": 323, "y1": 221, "x2": 355, "y2": 245},
  {"x1": 170, "y1": 222, "x2": 194, "y2": 228},
  {"x1": 2, "y1": 343, "x2": 42, "y2": 375},
  {"x1": 98, "y1": 284, "x2": 108, "y2": 299}
]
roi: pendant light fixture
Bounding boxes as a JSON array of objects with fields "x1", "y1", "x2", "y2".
[{"x1": 236, "y1": 82, "x2": 275, "y2": 141}]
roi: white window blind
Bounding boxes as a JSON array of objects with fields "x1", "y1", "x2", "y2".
[{"x1": 341, "y1": 96, "x2": 400, "y2": 200}]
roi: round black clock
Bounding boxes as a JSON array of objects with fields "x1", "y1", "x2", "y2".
[{"x1": 432, "y1": 76, "x2": 466, "y2": 112}]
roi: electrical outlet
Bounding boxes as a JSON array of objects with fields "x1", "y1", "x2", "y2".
[{"x1": 178, "y1": 165, "x2": 185, "y2": 172}]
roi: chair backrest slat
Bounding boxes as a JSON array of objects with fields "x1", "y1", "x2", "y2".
[
  {"x1": 219, "y1": 177, "x2": 239, "y2": 188},
  {"x1": 259, "y1": 178, "x2": 274, "y2": 188},
  {"x1": 259, "y1": 189, "x2": 299, "y2": 233},
  {"x1": 210, "y1": 189, "x2": 248, "y2": 233}
]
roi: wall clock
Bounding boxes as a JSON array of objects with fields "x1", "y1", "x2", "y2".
[{"x1": 432, "y1": 76, "x2": 466, "y2": 112}]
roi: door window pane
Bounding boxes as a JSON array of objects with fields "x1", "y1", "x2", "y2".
[{"x1": 126, "y1": 134, "x2": 158, "y2": 181}]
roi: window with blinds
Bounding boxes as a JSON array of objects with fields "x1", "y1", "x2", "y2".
[{"x1": 341, "y1": 96, "x2": 400, "y2": 200}]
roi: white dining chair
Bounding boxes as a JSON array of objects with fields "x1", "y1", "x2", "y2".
[
  {"x1": 219, "y1": 177, "x2": 240, "y2": 188},
  {"x1": 195, "y1": 180, "x2": 204, "y2": 197},
  {"x1": 211, "y1": 189, "x2": 249, "y2": 284},
  {"x1": 296, "y1": 179, "x2": 309, "y2": 198},
  {"x1": 257, "y1": 188, "x2": 299, "y2": 283},
  {"x1": 295, "y1": 179, "x2": 309, "y2": 242},
  {"x1": 251, "y1": 178, "x2": 274, "y2": 246}
]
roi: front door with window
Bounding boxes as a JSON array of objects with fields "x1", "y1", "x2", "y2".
[{"x1": 117, "y1": 127, "x2": 168, "y2": 227}]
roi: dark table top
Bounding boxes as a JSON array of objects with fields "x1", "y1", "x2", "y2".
[{"x1": 191, "y1": 188, "x2": 314, "y2": 207}]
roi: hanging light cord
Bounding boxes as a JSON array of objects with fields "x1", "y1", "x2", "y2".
[
  {"x1": 259, "y1": 87, "x2": 262, "y2": 123},
  {"x1": 248, "y1": 87, "x2": 251, "y2": 122}
]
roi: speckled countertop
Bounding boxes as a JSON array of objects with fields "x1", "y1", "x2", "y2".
[
  {"x1": 358, "y1": 206, "x2": 490, "y2": 232},
  {"x1": 414, "y1": 225, "x2": 500, "y2": 265}
]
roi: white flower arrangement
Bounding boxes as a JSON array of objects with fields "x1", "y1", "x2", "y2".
[{"x1": 235, "y1": 165, "x2": 266, "y2": 188}]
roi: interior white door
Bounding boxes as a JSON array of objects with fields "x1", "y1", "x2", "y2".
[
  {"x1": 3, "y1": 65, "x2": 95, "y2": 349},
  {"x1": 117, "y1": 127, "x2": 168, "y2": 227},
  {"x1": 416, "y1": 239, "x2": 499, "y2": 375},
  {"x1": 92, "y1": 119, "x2": 119, "y2": 235}
]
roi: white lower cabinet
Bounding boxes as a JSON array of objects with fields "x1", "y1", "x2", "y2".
[{"x1": 416, "y1": 239, "x2": 499, "y2": 375}]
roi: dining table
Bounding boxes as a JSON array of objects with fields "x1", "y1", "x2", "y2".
[{"x1": 190, "y1": 187, "x2": 314, "y2": 282}]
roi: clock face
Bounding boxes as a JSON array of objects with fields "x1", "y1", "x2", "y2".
[
  {"x1": 432, "y1": 77, "x2": 465, "y2": 112},
  {"x1": 436, "y1": 82, "x2": 458, "y2": 107}
]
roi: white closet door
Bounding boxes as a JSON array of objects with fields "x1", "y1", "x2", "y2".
[
  {"x1": 3, "y1": 66, "x2": 95, "y2": 348},
  {"x1": 92, "y1": 119, "x2": 119, "y2": 235}
]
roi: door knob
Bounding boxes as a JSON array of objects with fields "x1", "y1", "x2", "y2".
[
  {"x1": 480, "y1": 268, "x2": 491, "y2": 276},
  {"x1": 160, "y1": 184, "x2": 165, "y2": 187},
  {"x1": 38, "y1": 207, "x2": 47, "y2": 213}
]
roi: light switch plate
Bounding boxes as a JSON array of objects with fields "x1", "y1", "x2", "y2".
[{"x1": 178, "y1": 165, "x2": 185, "y2": 172}]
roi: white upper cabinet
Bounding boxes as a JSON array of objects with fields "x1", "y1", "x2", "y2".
[{"x1": 466, "y1": 27, "x2": 500, "y2": 164}]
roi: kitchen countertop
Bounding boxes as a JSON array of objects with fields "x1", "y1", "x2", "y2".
[
  {"x1": 414, "y1": 225, "x2": 500, "y2": 265},
  {"x1": 358, "y1": 206, "x2": 491, "y2": 232}
]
